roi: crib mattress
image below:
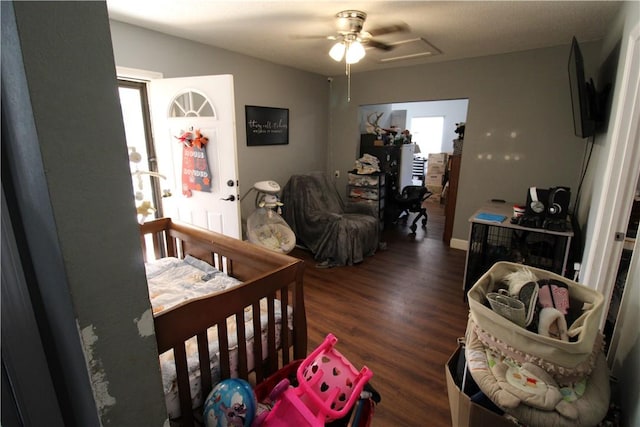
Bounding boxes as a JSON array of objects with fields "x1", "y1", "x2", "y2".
[{"x1": 146, "y1": 256, "x2": 290, "y2": 419}]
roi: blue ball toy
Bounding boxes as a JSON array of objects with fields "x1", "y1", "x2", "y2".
[{"x1": 204, "y1": 378, "x2": 256, "y2": 427}]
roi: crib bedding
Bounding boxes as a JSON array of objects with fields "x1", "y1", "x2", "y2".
[
  {"x1": 146, "y1": 255, "x2": 291, "y2": 419},
  {"x1": 146, "y1": 255, "x2": 242, "y2": 314}
]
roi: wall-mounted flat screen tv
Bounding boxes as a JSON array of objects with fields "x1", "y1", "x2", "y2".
[{"x1": 568, "y1": 37, "x2": 598, "y2": 138}]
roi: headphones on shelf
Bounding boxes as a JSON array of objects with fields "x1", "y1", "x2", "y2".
[
  {"x1": 529, "y1": 187, "x2": 545, "y2": 214},
  {"x1": 548, "y1": 187, "x2": 568, "y2": 215}
]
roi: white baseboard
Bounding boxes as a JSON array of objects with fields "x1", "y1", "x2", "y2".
[{"x1": 450, "y1": 238, "x2": 468, "y2": 251}]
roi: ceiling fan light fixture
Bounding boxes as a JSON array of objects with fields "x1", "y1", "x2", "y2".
[
  {"x1": 329, "y1": 41, "x2": 346, "y2": 61},
  {"x1": 345, "y1": 40, "x2": 365, "y2": 64}
]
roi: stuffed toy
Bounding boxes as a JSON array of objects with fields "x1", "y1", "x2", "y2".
[
  {"x1": 136, "y1": 200, "x2": 156, "y2": 220},
  {"x1": 487, "y1": 351, "x2": 578, "y2": 420}
]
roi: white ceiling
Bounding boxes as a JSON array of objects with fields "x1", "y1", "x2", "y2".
[{"x1": 106, "y1": 1, "x2": 622, "y2": 76}]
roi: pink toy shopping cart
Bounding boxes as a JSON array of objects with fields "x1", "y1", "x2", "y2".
[{"x1": 255, "y1": 333, "x2": 373, "y2": 427}]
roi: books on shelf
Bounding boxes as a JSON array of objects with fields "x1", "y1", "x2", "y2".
[{"x1": 475, "y1": 212, "x2": 507, "y2": 223}]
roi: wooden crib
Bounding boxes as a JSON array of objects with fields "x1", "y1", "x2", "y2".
[{"x1": 140, "y1": 218, "x2": 307, "y2": 426}]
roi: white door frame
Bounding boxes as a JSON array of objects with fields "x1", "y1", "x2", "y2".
[
  {"x1": 117, "y1": 68, "x2": 242, "y2": 238},
  {"x1": 116, "y1": 66, "x2": 163, "y2": 82},
  {"x1": 580, "y1": 23, "x2": 640, "y2": 329}
]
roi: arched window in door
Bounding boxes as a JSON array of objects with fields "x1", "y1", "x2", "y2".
[{"x1": 168, "y1": 90, "x2": 216, "y2": 118}]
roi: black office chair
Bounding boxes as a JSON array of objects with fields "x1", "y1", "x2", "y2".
[{"x1": 394, "y1": 186, "x2": 432, "y2": 233}]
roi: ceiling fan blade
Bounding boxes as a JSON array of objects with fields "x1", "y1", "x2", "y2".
[
  {"x1": 367, "y1": 23, "x2": 409, "y2": 37},
  {"x1": 366, "y1": 39, "x2": 395, "y2": 51},
  {"x1": 290, "y1": 34, "x2": 336, "y2": 40}
]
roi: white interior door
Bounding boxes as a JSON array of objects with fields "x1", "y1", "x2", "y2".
[{"x1": 148, "y1": 75, "x2": 241, "y2": 238}]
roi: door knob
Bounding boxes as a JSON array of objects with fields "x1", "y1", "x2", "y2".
[{"x1": 220, "y1": 195, "x2": 236, "y2": 202}]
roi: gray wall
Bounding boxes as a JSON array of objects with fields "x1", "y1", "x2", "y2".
[
  {"x1": 109, "y1": 21, "x2": 329, "y2": 226},
  {"x1": 5, "y1": 2, "x2": 166, "y2": 425},
  {"x1": 328, "y1": 44, "x2": 598, "y2": 243}
]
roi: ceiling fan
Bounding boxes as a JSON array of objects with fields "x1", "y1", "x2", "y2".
[
  {"x1": 297, "y1": 10, "x2": 409, "y2": 64},
  {"x1": 330, "y1": 10, "x2": 408, "y2": 60},
  {"x1": 298, "y1": 10, "x2": 408, "y2": 102}
]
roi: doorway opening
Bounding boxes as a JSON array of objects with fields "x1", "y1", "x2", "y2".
[
  {"x1": 410, "y1": 116, "x2": 445, "y2": 160},
  {"x1": 118, "y1": 79, "x2": 164, "y2": 222},
  {"x1": 358, "y1": 99, "x2": 469, "y2": 241}
]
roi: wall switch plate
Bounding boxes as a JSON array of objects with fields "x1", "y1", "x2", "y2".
[{"x1": 334, "y1": 170, "x2": 340, "y2": 178}]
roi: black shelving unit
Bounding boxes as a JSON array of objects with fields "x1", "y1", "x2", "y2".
[{"x1": 347, "y1": 171, "x2": 386, "y2": 230}]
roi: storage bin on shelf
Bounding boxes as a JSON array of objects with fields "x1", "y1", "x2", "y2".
[{"x1": 348, "y1": 173, "x2": 380, "y2": 187}]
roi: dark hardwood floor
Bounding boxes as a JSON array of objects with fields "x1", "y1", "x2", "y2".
[{"x1": 289, "y1": 202, "x2": 470, "y2": 426}]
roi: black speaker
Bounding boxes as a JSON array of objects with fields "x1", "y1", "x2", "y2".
[{"x1": 547, "y1": 187, "x2": 571, "y2": 219}]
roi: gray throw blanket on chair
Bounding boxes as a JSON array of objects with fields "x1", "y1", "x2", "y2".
[{"x1": 282, "y1": 171, "x2": 379, "y2": 267}]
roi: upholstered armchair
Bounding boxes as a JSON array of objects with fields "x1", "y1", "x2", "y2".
[{"x1": 282, "y1": 171, "x2": 379, "y2": 267}]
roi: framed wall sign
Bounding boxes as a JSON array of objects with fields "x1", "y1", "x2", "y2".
[{"x1": 245, "y1": 105, "x2": 289, "y2": 146}]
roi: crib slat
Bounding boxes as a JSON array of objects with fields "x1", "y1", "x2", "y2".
[
  {"x1": 251, "y1": 301, "x2": 264, "y2": 383},
  {"x1": 266, "y1": 293, "x2": 277, "y2": 374},
  {"x1": 178, "y1": 239, "x2": 185, "y2": 259},
  {"x1": 280, "y1": 288, "x2": 290, "y2": 365},
  {"x1": 225, "y1": 256, "x2": 233, "y2": 276},
  {"x1": 166, "y1": 234, "x2": 176, "y2": 257},
  {"x1": 218, "y1": 322, "x2": 231, "y2": 379},
  {"x1": 173, "y1": 345, "x2": 194, "y2": 426},
  {"x1": 140, "y1": 235, "x2": 148, "y2": 263},
  {"x1": 153, "y1": 232, "x2": 163, "y2": 260},
  {"x1": 196, "y1": 331, "x2": 212, "y2": 400},
  {"x1": 236, "y1": 311, "x2": 248, "y2": 379}
]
